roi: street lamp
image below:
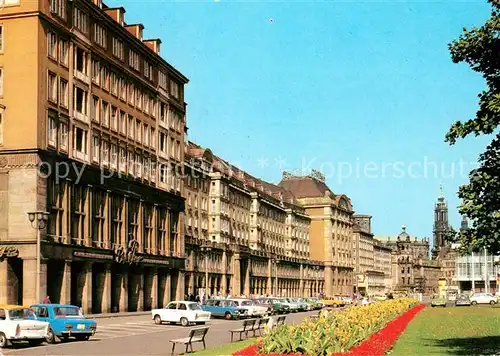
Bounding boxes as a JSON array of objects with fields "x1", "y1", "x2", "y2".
[
  {"x1": 200, "y1": 243, "x2": 212, "y2": 299},
  {"x1": 27, "y1": 211, "x2": 49, "y2": 303}
]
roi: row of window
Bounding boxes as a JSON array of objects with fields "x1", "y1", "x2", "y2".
[{"x1": 48, "y1": 4, "x2": 182, "y2": 99}]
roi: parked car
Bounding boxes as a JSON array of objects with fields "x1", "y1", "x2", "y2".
[
  {"x1": 30, "y1": 304, "x2": 96, "y2": 343},
  {"x1": 265, "y1": 298, "x2": 290, "y2": 314},
  {"x1": 431, "y1": 295, "x2": 447, "y2": 308},
  {"x1": 201, "y1": 299, "x2": 247, "y2": 320},
  {"x1": 455, "y1": 294, "x2": 471, "y2": 307},
  {"x1": 227, "y1": 299, "x2": 268, "y2": 317},
  {"x1": 296, "y1": 298, "x2": 314, "y2": 311},
  {"x1": 152, "y1": 301, "x2": 211, "y2": 327},
  {"x1": 281, "y1": 298, "x2": 301, "y2": 312},
  {"x1": 470, "y1": 293, "x2": 497, "y2": 305},
  {"x1": 252, "y1": 299, "x2": 276, "y2": 315},
  {"x1": 0, "y1": 305, "x2": 49, "y2": 348}
]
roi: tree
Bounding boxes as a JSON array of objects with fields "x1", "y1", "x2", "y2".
[{"x1": 446, "y1": 0, "x2": 500, "y2": 253}]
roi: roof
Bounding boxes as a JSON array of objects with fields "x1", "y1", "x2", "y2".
[
  {"x1": 279, "y1": 174, "x2": 334, "y2": 199},
  {"x1": 31, "y1": 304, "x2": 80, "y2": 308}
]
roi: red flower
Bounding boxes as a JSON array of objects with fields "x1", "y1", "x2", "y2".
[{"x1": 232, "y1": 304, "x2": 425, "y2": 356}]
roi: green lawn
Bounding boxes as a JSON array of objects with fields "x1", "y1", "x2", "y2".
[
  {"x1": 390, "y1": 306, "x2": 500, "y2": 356},
  {"x1": 191, "y1": 339, "x2": 255, "y2": 356}
]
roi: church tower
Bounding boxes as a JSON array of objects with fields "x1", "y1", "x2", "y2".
[{"x1": 433, "y1": 185, "x2": 450, "y2": 253}]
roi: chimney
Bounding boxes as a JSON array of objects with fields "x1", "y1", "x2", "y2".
[
  {"x1": 125, "y1": 24, "x2": 144, "y2": 40},
  {"x1": 143, "y1": 39, "x2": 161, "y2": 55},
  {"x1": 91, "y1": 0, "x2": 103, "y2": 9},
  {"x1": 104, "y1": 7, "x2": 126, "y2": 26}
]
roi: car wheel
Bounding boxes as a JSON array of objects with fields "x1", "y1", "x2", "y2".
[
  {"x1": 46, "y1": 328, "x2": 56, "y2": 344},
  {"x1": 154, "y1": 314, "x2": 162, "y2": 325},
  {"x1": 471, "y1": 301, "x2": 478, "y2": 305},
  {"x1": 180, "y1": 317, "x2": 189, "y2": 327},
  {"x1": 224, "y1": 312, "x2": 232, "y2": 320},
  {"x1": 0, "y1": 333, "x2": 8, "y2": 348},
  {"x1": 490, "y1": 300, "x2": 496, "y2": 305}
]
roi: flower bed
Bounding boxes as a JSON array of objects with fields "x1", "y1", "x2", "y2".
[{"x1": 233, "y1": 298, "x2": 421, "y2": 356}]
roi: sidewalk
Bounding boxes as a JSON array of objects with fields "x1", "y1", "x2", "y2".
[{"x1": 87, "y1": 310, "x2": 151, "y2": 319}]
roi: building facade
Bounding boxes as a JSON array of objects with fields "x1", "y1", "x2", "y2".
[
  {"x1": 183, "y1": 143, "x2": 325, "y2": 299},
  {"x1": 279, "y1": 171, "x2": 354, "y2": 296},
  {"x1": 373, "y1": 240, "x2": 392, "y2": 293},
  {"x1": 0, "y1": 0, "x2": 188, "y2": 312}
]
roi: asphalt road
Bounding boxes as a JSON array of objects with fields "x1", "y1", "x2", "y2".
[{"x1": 1, "y1": 310, "x2": 319, "y2": 356}]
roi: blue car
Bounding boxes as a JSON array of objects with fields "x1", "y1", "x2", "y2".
[
  {"x1": 30, "y1": 304, "x2": 97, "y2": 343},
  {"x1": 201, "y1": 299, "x2": 248, "y2": 320}
]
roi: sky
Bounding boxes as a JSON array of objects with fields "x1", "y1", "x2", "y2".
[{"x1": 108, "y1": 0, "x2": 492, "y2": 243}]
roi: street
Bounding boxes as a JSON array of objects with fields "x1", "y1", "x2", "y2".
[{"x1": 1, "y1": 311, "x2": 318, "y2": 356}]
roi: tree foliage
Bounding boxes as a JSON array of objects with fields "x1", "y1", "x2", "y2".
[{"x1": 446, "y1": 0, "x2": 500, "y2": 253}]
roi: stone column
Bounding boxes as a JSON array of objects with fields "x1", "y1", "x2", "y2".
[
  {"x1": 0, "y1": 261, "x2": 8, "y2": 304},
  {"x1": 232, "y1": 253, "x2": 241, "y2": 296},
  {"x1": 102, "y1": 263, "x2": 112, "y2": 313},
  {"x1": 324, "y1": 265, "x2": 333, "y2": 297},
  {"x1": 63, "y1": 180, "x2": 71, "y2": 244},
  {"x1": 150, "y1": 268, "x2": 158, "y2": 309},
  {"x1": 177, "y1": 270, "x2": 185, "y2": 300},
  {"x1": 299, "y1": 264, "x2": 304, "y2": 297},
  {"x1": 119, "y1": 268, "x2": 128, "y2": 313},
  {"x1": 266, "y1": 259, "x2": 272, "y2": 295},
  {"x1": 221, "y1": 250, "x2": 227, "y2": 295},
  {"x1": 60, "y1": 260, "x2": 72, "y2": 305},
  {"x1": 163, "y1": 272, "x2": 171, "y2": 306},
  {"x1": 81, "y1": 262, "x2": 93, "y2": 314},
  {"x1": 23, "y1": 258, "x2": 46, "y2": 305},
  {"x1": 84, "y1": 185, "x2": 92, "y2": 246},
  {"x1": 137, "y1": 271, "x2": 144, "y2": 311},
  {"x1": 244, "y1": 259, "x2": 251, "y2": 297}
]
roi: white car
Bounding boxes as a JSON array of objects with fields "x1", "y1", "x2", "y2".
[
  {"x1": 0, "y1": 305, "x2": 50, "y2": 348},
  {"x1": 470, "y1": 293, "x2": 497, "y2": 305},
  {"x1": 152, "y1": 301, "x2": 211, "y2": 327},
  {"x1": 228, "y1": 299, "x2": 268, "y2": 317}
]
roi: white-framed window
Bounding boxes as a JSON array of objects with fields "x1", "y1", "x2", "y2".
[
  {"x1": 50, "y1": 0, "x2": 66, "y2": 19},
  {"x1": 143, "y1": 125, "x2": 149, "y2": 146},
  {"x1": 75, "y1": 47, "x2": 88, "y2": 75},
  {"x1": 119, "y1": 78, "x2": 126, "y2": 100},
  {"x1": 0, "y1": 25, "x2": 4, "y2": 53},
  {"x1": 91, "y1": 59, "x2": 100, "y2": 84},
  {"x1": 144, "y1": 95, "x2": 149, "y2": 114},
  {"x1": 170, "y1": 80, "x2": 179, "y2": 99},
  {"x1": 93, "y1": 23, "x2": 107, "y2": 48},
  {"x1": 59, "y1": 78, "x2": 68, "y2": 108},
  {"x1": 112, "y1": 37, "x2": 124, "y2": 60},
  {"x1": 176, "y1": 140, "x2": 181, "y2": 160},
  {"x1": 119, "y1": 111, "x2": 126, "y2": 134},
  {"x1": 135, "y1": 90, "x2": 142, "y2": 110},
  {"x1": 47, "y1": 112, "x2": 57, "y2": 147},
  {"x1": 119, "y1": 147, "x2": 126, "y2": 172},
  {"x1": 91, "y1": 96, "x2": 99, "y2": 122},
  {"x1": 144, "y1": 61, "x2": 153, "y2": 82},
  {"x1": 110, "y1": 106, "x2": 117, "y2": 131},
  {"x1": 73, "y1": 126, "x2": 88, "y2": 157},
  {"x1": 101, "y1": 66, "x2": 109, "y2": 91},
  {"x1": 73, "y1": 6, "x2": 88, "y2": 34},
  {"x1": 129, "y1": 50, "x2": 140, "y2": 71},
  {"x1": 101, "y1": 100, "x2": 109, "y2": 127},
  {"x1": 60, "y1": 39, "x2": 69, "y2": 66},
  {"x1": 110, "y1": 72, "x2": 118, "y2": 96},
  {"x1": 92, "y1": 134, "x2": 100, "y2": 162},
  {"x1": 150, "y1": 128, "x2": 155, "y2": 149},
  {"x1": 149, "y1": 96, "x2": 156, "y2": 118},
  {"x1": 128, "y1": 116, "x2": 134, "y2": 138},
  {"x1": 101, "y1": 140, "x2": 109, "y2": 165},
  {"x1": 159, "y1": 132, "x2": 167, "y2": 155},
  {"x1": 127, "y1": 151, "x2": 134, "y2": 175},
  {"x1": 159, "y1": 71, "x2": 167, "y2": 89},
  {"x1": 47, "y1": 72, "x2": 57, "y2": 103},
  {"x1": 159, "y1": 102, "x2": 167, "y2": 123},
  {"x1": 110, "y1": 143, "x2": 117, "y2": 168},
  {"x1": 60, "y1": 121, "x2": 68, "y2": 150},
  {"x1": 127, "y1": 83, "x2": 134, "y2": 104},
  {"x1": 73, "y1": 86, "x2": 87, "y2": 115},
  {"x1": 47, "y1": 31, "x2": 57, "y2": 59},
  {"x1": 170, "y1": 137, "x2": 175, "y2": 158},
  {"x1": 135, "y1": 119, "x2": 141, "y2": 143}
]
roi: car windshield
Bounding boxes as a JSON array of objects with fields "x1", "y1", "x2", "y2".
[
  {"x1": 240, "y1": 300, "x2": 253, "y2": 306},
  {"x1": 187, "y1": 303, "x2": 202, "y2": 311},
  {"x1": 8, "y1": 308, "x2": 37, "y2": 320},
  {"x1": 54, "y1": 307, "x2": 83, "y2": 318}
]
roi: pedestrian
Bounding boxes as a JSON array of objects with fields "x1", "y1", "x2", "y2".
[{"x1": 42, "y1": 296, "x2": 51, "y2": 304}]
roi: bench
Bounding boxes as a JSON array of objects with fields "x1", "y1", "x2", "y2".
[
  {"x1": 229, "y1": 318, "x2": 257, "y2": 342},
  {"x1": 276, "y1": 315, "x2": 286, "y2": 326},
  {"x1": 254, "y1": 317, "x2": 270, "y2": 336},
  {"x1": 170, "y1": 327, "x2": 209, "y2": 355}
]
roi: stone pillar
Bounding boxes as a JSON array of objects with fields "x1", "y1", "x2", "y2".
[
  {"x1": 81, "y1": 262, "x2": 93, "y2": 315},
  {"x1": 0, "y1": 261, "x2": 8, "y2": 304},
  {"x1": 102, "y1": 264, "x2": 112, "y2": 313},
  {"x1": 324, "y1": 265, "x2": 333, "y2": 297},
  {"x1": 119, "y1": 269, "x2": 128, "y2": 312},
  {"x1": 84, "y1": 185, "x2": 92, "y2": 246},
  {"x1": 267, "y1": 259, "x2": 272, "y2": 295},
  {"x1": 244, "y1": 259, "x2": 251, "y2": 297},
  {"x1": 334, "y1": 267, "x2": 339, "y2": 296},
  {"x1": 177, "y1": 270, "x2": 185, "y2": 300},
  {"x1": 60, "y1": 260, "x2": 71, "y2": 305},
  {"x1": 233, "y1": 253, "x2": 241, "y2": 296},
  {"x1": 138, "y1": 272, "x2": 144, "y2": 311},
  {"x1": 299, "y1": 264, "x2": 304, "y2": 297},
  {"x1": 150, "y1": 269, "x2": 158, "y2": 309},
  {"x1": 163, "y1": 273, "x2": 171, "y2": 306},
  {"x1": 23, "y1": 258, "x2": 46, "y2": 305},
  {"x1": 221, "y1": 250, "x2": 227, "y2": 295}
]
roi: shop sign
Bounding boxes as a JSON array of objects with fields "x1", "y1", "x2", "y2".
[
  {"x1": 73, "y1": 251, "x2": 113, "y2": 260},
  {"x1": 114, "y1": 239, "x2": 143, "y2": 265},
  {"x1": 0, "y1": 246, "x2": 19, "y2": 259}
]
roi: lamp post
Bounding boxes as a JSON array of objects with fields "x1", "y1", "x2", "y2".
[
  {"x1": 200, "y1": 243, "x2": 212, "y2": 299},
  {"x1": 27, "y1": 211, "x2": 49, "y2": 303}
]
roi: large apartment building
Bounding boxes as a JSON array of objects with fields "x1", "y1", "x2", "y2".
[
  {"x1": 0, "y1": 0, "x2": 188, "y2": 312},
  {"x1": 183, "y1": 143, "x2": 325, "y2": 298}
]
